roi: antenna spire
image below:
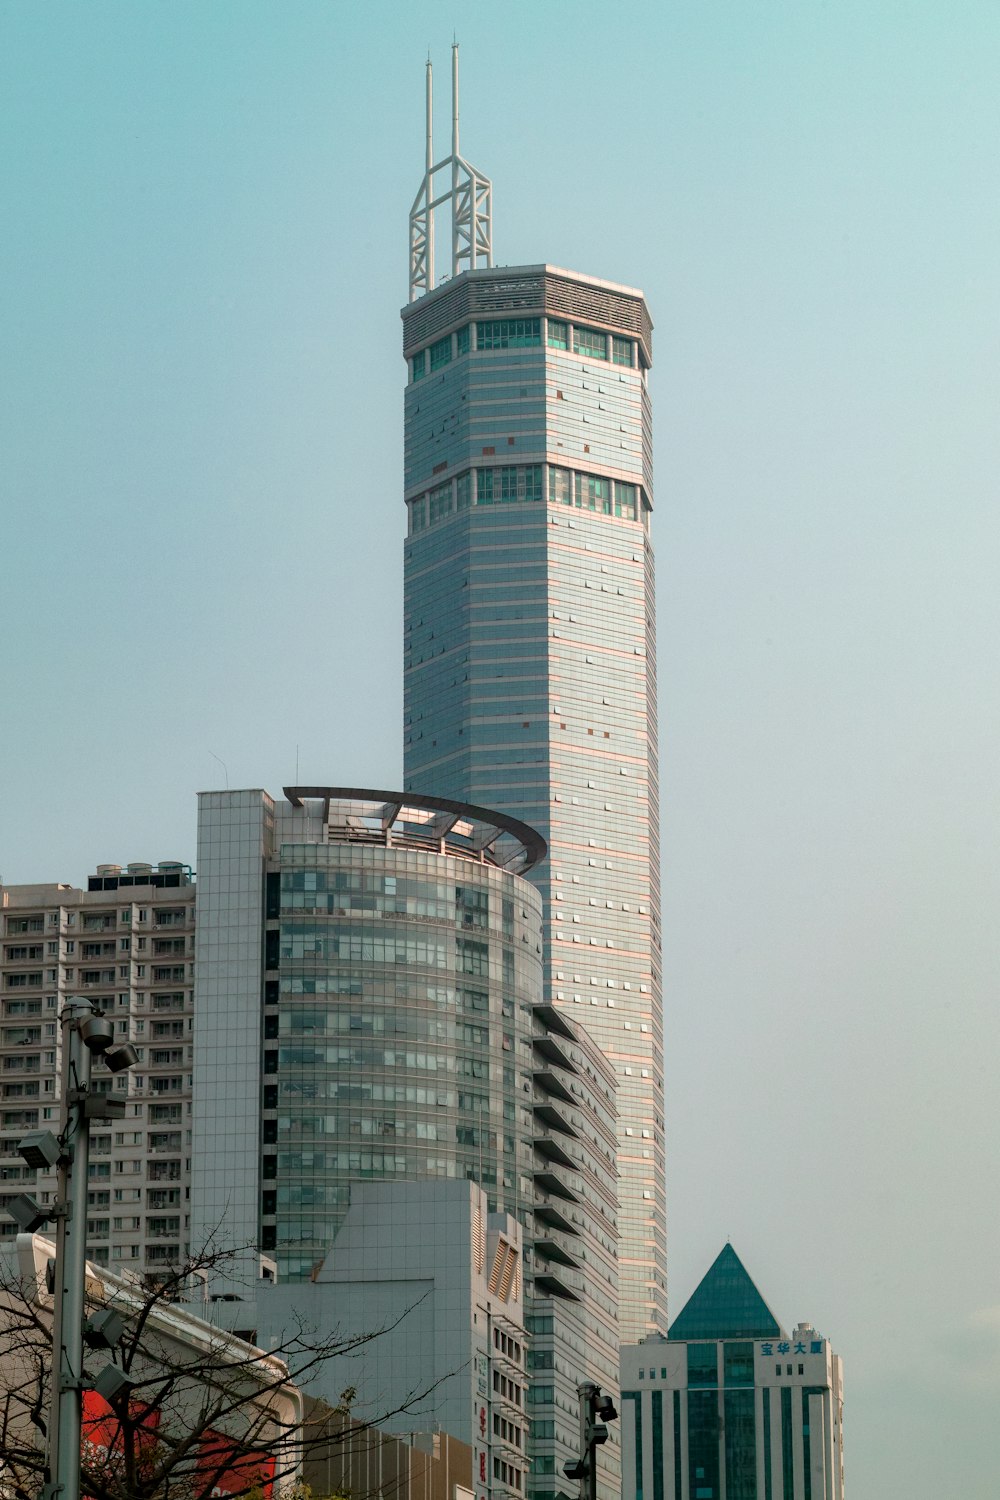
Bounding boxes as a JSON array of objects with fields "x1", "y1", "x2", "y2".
[{"x1": 408, "y1": 43, "x2": 493, "y2": 301}]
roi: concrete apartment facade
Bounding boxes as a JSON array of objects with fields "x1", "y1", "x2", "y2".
[{"x1": 0, "y1": 865, "x2": 195, "y2": 1278}]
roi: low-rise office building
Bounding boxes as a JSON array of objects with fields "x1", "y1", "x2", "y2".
[
  {"x1": 256, "y1": 1179, "x2": 526, "y2": 1500},
  {"x1": 620, "y1": 1245, "x2": 844, "y2": 1500}
]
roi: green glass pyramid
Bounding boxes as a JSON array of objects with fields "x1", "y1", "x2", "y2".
[{"x1": 668, "y1": 1244, "x2": 783, "y2": 1341}]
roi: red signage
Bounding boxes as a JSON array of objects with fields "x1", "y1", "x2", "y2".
[
  {"x1": 81, "y1": 1396, "x2": 273, "y2": 1500},
  {"x1": 82, "y1": 1390, "x2": 160, "y2": 1493},
  {"x1": 198, "y1": 1429, "x2": 275, "y2": 1499}
]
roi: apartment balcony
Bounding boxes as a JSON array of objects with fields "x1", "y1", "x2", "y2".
[
  {"x1": 147, "y1": 1163, "x2": 182, "y2": 1182},
  {"x1": 532, "y1": 1198, "x2": 579, "y2": 1237},
  {"x1": 533, "y1": 1233, "x2": 581, "y2": 1271},
  {"x1": 531, "y1": 1267, "x2": 581, "y2": 1302},
  {"x1": 532, "y1": 1100, "x2": 577, "y2": 1138},
  {"x1": 533, "y1": 1169, "x2": 578, "y2": 1203},
  {"x1": 533, "y1": 1132, "x2": 575, "y2": 1172},
  {"x1": 532, "y1": 1034, "x2": 575, "y2": 1073}
]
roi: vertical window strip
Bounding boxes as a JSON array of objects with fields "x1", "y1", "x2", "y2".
[
  {"x1": 548, "y1": 466, "x2": 572, "y2": 505},
  {"x1": 762, "y1": 1389, "x2": 772, "y2": 1500},
  {"x1": 613, "y1": 335, "x2": 634, "y2": 366},
  {"x1": 801, "y1": 1389, "x2": 824, "y2": 1500},
  {"x1": 781, "y1": 1388, "x2": 793, "y2": 1500},
  {"x1": 456, "y1": 324, "x2": 470, "y2": 355},
  {"x1": 673, "y1": 1391, "x2": 682, "y2": 1500},
  {"x1": 411, "y1": 350, "x2": 426, "y2": 382},
  {"x1": 547, "y1": 318, "x2": 568, "y2": 350},
  {"x1": 614, "y1": 481, "x2": 637, "y2": 520},
  {"x1": 429, "y1": 336, "x2": 452, "y2": 371},
  {"x1": 574, "y1": 471, "x2": 612, "y2": 514},
  {"x1": 429, "y1": 481, "x2": 453, "y2": 523},
  {"x1": 456, "y1": 472, "x2": 472, "y2": 510},
  {"x1": 629, "y1": 1392, "x2": 644, "y2": 1500},
  {"x1": 651, "y1": 1391, "x2": 664, "y2": 1500}
]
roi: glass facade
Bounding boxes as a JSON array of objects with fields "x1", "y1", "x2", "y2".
[
  {"x1": 403, "y1": 266, "x2": 664, "y2": 1347},
  {"x1": 263, "y1": 828, "x2": 543, "y2": 1281}
]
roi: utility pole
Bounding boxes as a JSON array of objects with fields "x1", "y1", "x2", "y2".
[
  {"x1": 4, "y1": 996, "x2": 138, "y2": 1500},
  {"x1": 563, "y1": 1380, "x2": 619, "y2": 1500}
]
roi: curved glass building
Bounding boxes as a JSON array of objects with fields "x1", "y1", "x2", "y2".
[{"x1": 191, "y1": 787, "x2": 545, "y2": 1283}]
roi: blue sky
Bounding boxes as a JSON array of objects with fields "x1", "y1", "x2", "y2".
[{"x1": 3, "y1": 3, "x2": 999, "y2": 1493}]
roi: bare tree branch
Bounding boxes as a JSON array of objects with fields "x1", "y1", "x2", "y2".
[{"x1": 0, "y1": 1238, "x2": 453, "y2": 1500}]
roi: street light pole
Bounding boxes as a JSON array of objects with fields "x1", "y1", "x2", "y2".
[
  {"x1": 45, "y1": 996, "x2": 100, "y2": 1500},
  {"x1": 0, "y1": 996, "x2": 140, "y2": 1500}
]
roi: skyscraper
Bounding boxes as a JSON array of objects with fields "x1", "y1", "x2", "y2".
[{"x1": 402, "y1": 56, "x2": 664, "y2": 1344}]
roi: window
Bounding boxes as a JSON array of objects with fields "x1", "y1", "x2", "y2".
[
  {"x1": 428, "y1": 482, "x2": 453, "y2": 523},
  {"x1": 456, "y1": 471, "x2": 472, "y2": 511},
  {"x1": 612, "y1": 335, "x2": 634, "y2": 366},
  {"x1": 429, "y1": 335, "x2": 452, "y2": 371},
  {"x1": 575, "y1": 471, "x2": 612, "y2": 513},
  {"x1": 547, "y1": 319, "x2": 568, "y2": 349},
  {"x1": 573, "y1": 325, "x2": 607, "y2": 359},
  {"x1": 409, "y1": 497, "x2": 427, "y2": 534},
  {"x1": 456, "y1": 324, "x2": 470, "y2": 355},
  {"x1": 476, "y1": 318, "x2": 540, "y2": 350},
  {"x1": 614, "y1": 480, "x2": 638, "y2": 520},
  {"x1": 457, "y1": 939, "x2": 489, "y2": 976},
  {"x1": 410, "y1": 350, "x2": 426, "y2": 382},
  {"x1": 548, "y1": 466, "x2": 571, "y2": 505},
  {"x1": 476, "y1": 465, "x2": 542, "y2": 505}
]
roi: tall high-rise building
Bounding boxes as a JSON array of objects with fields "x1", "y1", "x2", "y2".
[
  {"x1": 0, "y1": 864, "x2": 195, "y2": 1275},
  {"x1": 619, "y1": 1245, "x2": 845, "y2": 1500},
  {"x1": 401, "y1": 59, "x2": 664, "y2": 1344}
]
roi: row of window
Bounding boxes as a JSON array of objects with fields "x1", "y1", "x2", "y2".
[
  {"x1": 4, "y1": 908, "x2": 188, "y2": 936},
  {"x1": 409, "y1": 317, "x2": 637, "y2": 379},
  {"x1": 409, "y1": 463, "x2": 641, "y2": 533}
]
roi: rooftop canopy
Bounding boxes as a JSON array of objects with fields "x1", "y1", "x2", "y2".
[{"x1": 282, "y1": 786, "x2": 546, "y2": 876}]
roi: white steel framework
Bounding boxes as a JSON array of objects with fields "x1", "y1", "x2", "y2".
[{"x1": 408, "y1": 45, "x2": 493, "y2": 302}]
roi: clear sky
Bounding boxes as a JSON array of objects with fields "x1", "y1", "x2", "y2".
[{"x1": 2, "y1": 2, "x2": 998, "y2": 1493}]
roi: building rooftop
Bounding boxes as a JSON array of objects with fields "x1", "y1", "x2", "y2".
[
  {"x1": 667, "y1": 1244, "x2": 783, "y2": 1342},
  {"x1": 282, "y1": 786, "x2": 546, "y2": 874}
]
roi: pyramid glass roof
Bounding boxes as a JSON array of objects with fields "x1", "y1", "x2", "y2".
[{"x1": 668, "y1": 1244, "x2": 783, "y2": 1341}]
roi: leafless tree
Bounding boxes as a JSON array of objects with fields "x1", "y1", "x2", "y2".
[{"x1": 0, "y1": 1235, "x2": 442, "y2": 1500}]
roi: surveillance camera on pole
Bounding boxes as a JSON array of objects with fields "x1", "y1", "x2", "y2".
[
  {"x1": 1, "y1": 997, "x2": 138, "y2": 1500},
  {"x1": 563, "y1": 1380, "x2": 619, "y2": 1500}
]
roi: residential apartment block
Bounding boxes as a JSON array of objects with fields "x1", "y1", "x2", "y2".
[{"x1": 0, "y1": 864, "x2": 195, "y2": 1277}]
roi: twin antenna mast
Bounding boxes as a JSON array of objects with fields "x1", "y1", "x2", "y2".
[{"x1": 409, "y1": 45, "x2": 493, "y2": 302}]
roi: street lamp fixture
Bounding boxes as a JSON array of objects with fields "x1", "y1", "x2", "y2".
[
  {"x1": 5, "y1": 1192, "x2": 52, "y2": 1234},
  {"x1": 17, "y1": 1130, "x2": 62, "y2": 1171}
]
